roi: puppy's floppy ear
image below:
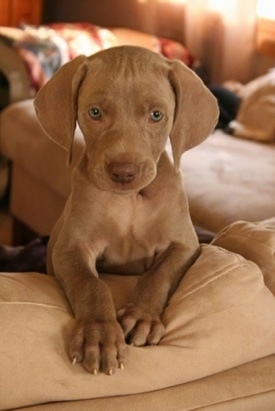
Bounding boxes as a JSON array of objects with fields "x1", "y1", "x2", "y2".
[
  {"x1": 34, "y1": 55, "x2": 87, "y2": 165},
  {"x1": 168, "y1": 60, "x2": 219, "y2": 170}
]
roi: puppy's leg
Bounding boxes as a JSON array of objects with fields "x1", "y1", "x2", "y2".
[
  {"x1": 69, "y1": 278, "x2": 126, "y2": 375},
  {"x1": 52, "y1": 243, "x2": 127, "y2": 375},
  {"x1": 118, "y1": 242, "x2": 199, "y2": 346}
]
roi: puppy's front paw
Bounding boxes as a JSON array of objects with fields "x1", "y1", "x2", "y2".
[
  {"x1": 69, "y1": 319, "x2": 127, "y2": 375},
  {"x1": 117, "y1": 305, "x2": 165, "y2": 347}
]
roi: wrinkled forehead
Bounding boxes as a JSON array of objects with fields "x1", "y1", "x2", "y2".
[{"x1": 81, "y1": 48, "x2": 174, "y2": 101}]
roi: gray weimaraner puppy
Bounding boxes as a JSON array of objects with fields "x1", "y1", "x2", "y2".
[{"x1": 34, "y1": 46, "x2": 218, "y2": 375}]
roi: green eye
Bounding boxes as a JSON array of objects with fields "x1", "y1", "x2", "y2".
[
  {"x1": 150, "y1": 110, "x2": 163, "y2": 122},
  {"x1": 88, "y1": 107, "x2": 102, "y2": 120}
]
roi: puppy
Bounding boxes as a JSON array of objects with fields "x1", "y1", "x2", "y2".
[{"x1": 34, "y1": 46, "x2": 218, "y2": 375}]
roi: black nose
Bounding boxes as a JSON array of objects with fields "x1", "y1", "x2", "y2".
[{"x1": 108, "y1": 162, "x2": 138, "y2": 184}]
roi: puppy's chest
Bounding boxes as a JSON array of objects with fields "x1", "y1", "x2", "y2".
[{"x1": 97, "y1": 198, "x2": 171, "y2": 274}]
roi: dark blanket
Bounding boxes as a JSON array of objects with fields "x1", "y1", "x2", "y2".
[
  {"x1": 0, "y1": 227, "x2": 215, "y2": 273},
  {"x1": 0, "y1": 236, "x2": 49, "y2": 273}
]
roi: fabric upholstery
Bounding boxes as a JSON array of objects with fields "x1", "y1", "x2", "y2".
[
  {"x1": 181, "y1": 130, "x2": 275, "y2": 232},
  {"x1": 1, "y1": 219, "x2": 275, "y2": 409},
  {"x1": 0, "y1": 100, "x2": 84, "y2": 199},
  {"x1": 213, "y1": 217, "x2": 275, "y2": 295},
  {"x1": 13, "y1": 356, "x2": 275, "y2": 411}
]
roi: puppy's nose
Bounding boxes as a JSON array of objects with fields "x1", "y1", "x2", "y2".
[{"x1": 108, "y1": 162, "x2": 138, "y2": 184}]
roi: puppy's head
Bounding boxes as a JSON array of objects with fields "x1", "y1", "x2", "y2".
[{"x1": 34, "y1": 46, "x2": 218, "y2": 193}]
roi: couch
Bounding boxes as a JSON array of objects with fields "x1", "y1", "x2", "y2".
[{"x1": 1, "y1": 24, "x2": 275, "y2": 411}]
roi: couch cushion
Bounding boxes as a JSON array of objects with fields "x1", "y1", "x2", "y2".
[
  {"x1": 12, "y1": 356, "x2": 275, "y2": 411},
  {"x1": 181, "y1": 130, "x2": 275, "y2": 232},
  {"x1": 213, "y1": 217, "x2": 275, "y2": 295},
  {"x1": 1, "y1": 236, "x2": 275, "y2": 410}
]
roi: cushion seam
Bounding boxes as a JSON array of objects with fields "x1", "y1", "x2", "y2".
[
  {"x1": 216, "y1": 232, "x2": 275, "y2": 253},
  {"x1": 180, "y1": 260, "x2": 259, "y2": 300},
  {"x1": 194, "y1": 387, "x2": 275, "y2": 410},
  {"x1": 0, "y1": 301, "x2": 71, "y2": 314}
]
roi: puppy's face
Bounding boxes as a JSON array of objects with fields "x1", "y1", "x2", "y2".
[
  {"x1": 77, "y1": 51, "x2": 175, "y2": 194},
  {"x1": 34, "y1": 47, "x2": 219, "y2": 188}
]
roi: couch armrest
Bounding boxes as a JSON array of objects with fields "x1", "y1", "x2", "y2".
[{"x1": 0, "y1": 38, "x2": 31, "y2": 104}]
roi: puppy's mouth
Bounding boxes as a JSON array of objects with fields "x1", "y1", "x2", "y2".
[{"x1": 92, "y1": 160, "x2": 156, "y2": 193}]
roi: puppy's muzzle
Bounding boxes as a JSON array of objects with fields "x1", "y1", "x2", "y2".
[
  {"x1": 108, "y1": 162, "x2": 138, "y2": 184},
  {"x1": 90, "y1": 154, "x2": 156, "y2": 193}
]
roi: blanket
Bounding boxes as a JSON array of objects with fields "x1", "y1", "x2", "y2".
[{"x1": 0, "y1": 22, "x2": 197, "y2": 93}]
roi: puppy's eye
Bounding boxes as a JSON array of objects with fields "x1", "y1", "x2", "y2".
[
  {"x1": 150, "y1": 110, "x2": 163, "y2": 122},
  {"x1": 88, "y1": 107, "x2": 102, "y2": 120}
]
